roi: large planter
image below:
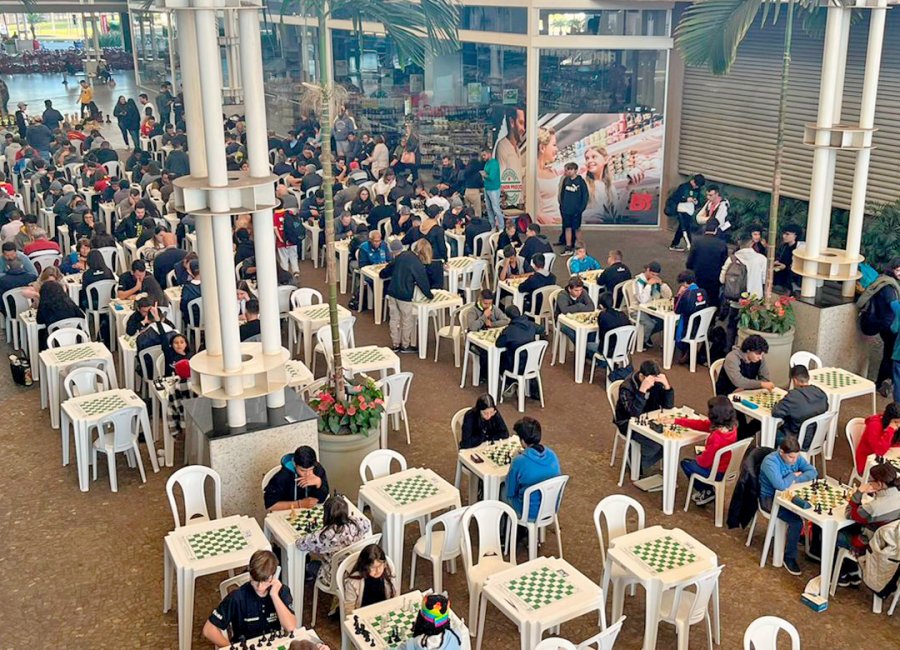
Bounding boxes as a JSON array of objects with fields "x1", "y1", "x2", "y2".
[
  {"x1": 737, "y1": 327, "x2": 795, "y2": 389},
  {"x1": 317, "y1": 428, "x2": 382, "y2": 502}
]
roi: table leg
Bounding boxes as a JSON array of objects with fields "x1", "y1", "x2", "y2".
[
  {"x1": 61, "y1": 410, "x2": 70, "y2": 466},
  {"x1": 760, "y1": 418, "x2": 776, "y2": 449},
  {"x1": 387, "y1": 514, "x2": 404, "y2": 588},
  {"x1": 40, "y1": 360, "x2": 48, "y2": 408},
  {"x1": 179, "y1": 568, "x2": 196, "y2": 650},
  {"x1": 161, "y1": 398, "x2": 174, "y2": 467},
  {"x1": 339, "y1": 252, "x2": 348, "y2": 294},
  {"x1": 661, "y1": 442, "x2": 677, "y2": 515},
  {"x1": 574, "y1": 330, "x2": 586, "y2": 383},
  {"x1": 124, "y1": 352, "x2": 135, "y2": 391},
  {"x1": 28, "y1": 324, "x2": 40, "y2": 382},
  {"x1": 825, "y1": 396, "x2": 841, "y2": 460},
  {"x1": 485, "y1": 475, "x2": 501, "y2": 502},
  {"x1": 641, "y1": 579, "x2": 663, "y2": 650},
  {"x1": 760, "y1": 502, "x2": 783, "y2": 568},
  {"x1": 303, "y1": 324, "x2": 313, "y2": 366},
  {"x1": 712, "y1": 580, "x2": 721, "y2": 644},
  {"x1": 50, "y1": 371, "x2": 60, "y2": 429},
  {"x1": 819, "y1": 522, "x2": 838, "y2": 600},
  {"x1": 77, "y1": 420, "x2": 90, "y2": 492},
  {"x1": 449, "y1": 272, "x2": 458, "y2": 296},
  {"x1": 514, "y1": 292, "x2": 524, "y2": 312},
  {"x1": 418, "y1": 306, "x2": 428, "y2": 360},
  {"x1": 295, "y1": 549, "x2": 307, "y2": 627},
  {"x1": 374, "y1": 280, "x2": 384, "y2": 325},
  {"x1": 460, "y1": 341, "x2": 471, "y2": 388},
  {"x1": 141, "y1": 411, "x2": 160, "y2": 473},
  {"x1": 487, "y1": 349, "x2": 500, "y2": 402},
  {"x1": 163, "y1": 545, "x2": 173, "y2": 613},
  {"x1": 662, "y1": 316, "x2": 675, "y2": 370},
  {"x1": 106, "y1": 354, "x2": 119, "y2": 388}
]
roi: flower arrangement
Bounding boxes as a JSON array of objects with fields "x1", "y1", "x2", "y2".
[
  {"x1": 309, "y1": 376, "x2": 385, "y2": 435},
  {"x1": 738, "y1": 294, "x2": 796, "y2": 335}
]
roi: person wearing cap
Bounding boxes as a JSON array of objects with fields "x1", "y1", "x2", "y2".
[
  {"x1": 14, "y1": 101, "x2": 27, "y2": 138},
  {"x1": 380, "y1": 238, "x2": 433, "y2": 353},
  {"x1": 633, "y1": 261, "x2": 672, "y2": 348},
  {"x1": 665, "y1": 173, "x2": 705, "y2": 251},
  {"x1": 398, "y1": 594, "x2": 463, "y2": 650}
]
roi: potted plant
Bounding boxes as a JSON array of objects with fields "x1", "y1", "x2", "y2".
[
  {"x1": 309, "y1": 376, "x2": 385, "y2": 498},
  {"x1": 737, "y1": 294, "x2": 796, "y2": 387}
]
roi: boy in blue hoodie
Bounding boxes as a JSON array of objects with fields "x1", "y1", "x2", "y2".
[
  {"x1": 264, "y1": 445, "x2": 330, "y2": 511},
  {"x1": 673, "y1": 269, "x2": 709, "y2": 363},
  {"x1": 506, "y1": 417, "x2": 561, "y2": 520}
]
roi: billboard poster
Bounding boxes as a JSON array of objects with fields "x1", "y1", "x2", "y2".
[
  {"x1": 493, "y1": 105, "x2": 526, "y2": 207},
  {"x1": 533, "y1": 110, "x2": 664, "y2": 227}
]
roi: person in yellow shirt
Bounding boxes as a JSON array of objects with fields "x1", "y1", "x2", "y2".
[{"x1": 79, "y1": 80, "x2": 96, "y2": 119}]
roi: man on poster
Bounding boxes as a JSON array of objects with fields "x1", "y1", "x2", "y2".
[{"x1": 495, "y1": 106, "x2": 525, "y2": 206}]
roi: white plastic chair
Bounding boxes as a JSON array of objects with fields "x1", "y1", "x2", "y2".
[
  {"x1": 499, "y1": 340, "x2": 548, "y2": 413},
  {"x1": 48, "y1": 327, "x2": 90, "y2": 349},
  {"x1": 575, "y1": 616, "x2": 626, "y2": 650},
  {"x1": 137, "y1": 345, "x2": 164, "y2": 396},
  {"x1": 277, "y1": 284, "x2": 295, "y2": 322},
  {"x1": 165, "y1": 269, "x2": 177, "y2": 288},
  {"x1": 743, "y1": 615, "x2": 800, "y2": 650},
  {"x1": 313, "y1": 320, "x2": 355, "y2": 376},
  {"x1": 165, "y1": 465, "x2": 223, "y2": 528},
  {"x1": 359, "y1": 449, "x2": 407, "y2": 484},
  {"x1": 797, "y1": 410, "x2": 836, "y2": 476},
  {"x1": 680, "y1": 306, "x2": 717, "y2": 372},
  {"x1": 595, "y1": 495, "x2": 645, "y2": 617},
  {"x1": 311, "y1": 533, "x2": 383, "y2": 628},
  {"x1": 103, "y1": 160, "x2": 121, "y2": 178},
  {"x1": 186, "y1": 297, "x2": 204, "y2": 352},
  {"x1": 434, "y1": 304, "x2": 473, "y2": 366},
  {"x1": 32, "y1": 252, "x2": 62, "y2": 274},
  {"x1": 60, "y1": 368, "x2": 111, "y2": 467},
  {"x1": 451, "y1": 407, "x2": 472, "y2": 490},
  {"x1": 534, "y1": 640, "x2": 576, "y2": 650},
  {"x1": 409, "y1": 507, "x2": 467, "y2": 592},
  {"x1": 709, "y1": 358, "x2": 725, "y2": 394},
  {"x1": 47, "y1": 317, "x2": 88, "y2": 334},
  {"x1": 261, "y1": 464, "x2": 281, "y2": 498},
  {"x1": 657, "y1": 565, "x2": 724, "y2": 650},
  {"x1": 519, "y1": 475, "x2": 569, "y2": 560},
  {"x1": 461, "y1": 500, "x2": 518, "y2": 637},
  {"x1": 472, "y1": 231, "x2": 492, "y2": 262},
  {"x1": 459, "y1": 260, "x2": 488, "y2": 303},
  {"x1": 291, "y1": 287, "x2": 323, "y2": 309},
  {"x1": 86, "y1": 279, "x2": 116, "y2": 339},
  {"x1": 543, "y1": 252, "x2": 557, "y2": 275},
  {"x1": 377, "y1": 371, "x2": 413, "y2": 446},
  {"x1": 219, "y1": 568, "x2": 280, "y2": 600},
  {"x1": 606, "y1": 380, "x2": 625, "y2": 467},
  {"x1": 526, "y1": 285, "x2": 561, "y2": 334},
  {"x1": 2, "y1": 287, "x2": 30, "y2": 349},
  {"x1": 96, "y1": 246, "x2": 119, "y2": 273},
  {"x1": 589, "y1": 326, "x2": 636, "y2": 385},
  {"x1": 91, "y1": 405, "x2": 148, "y2": 492},
  {"x1": 846, "y1": 417, "x2": 866, "y2": 486},
  {"x1": 789, "y1": 351, "x2": 822, "y2": 371},
  {"x1": 684, "y1": 438, "x2": 753, "y2": 527}
]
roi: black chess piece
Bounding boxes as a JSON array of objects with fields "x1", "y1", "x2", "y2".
[
  {"x1": 815, "y1": 502, "x2": 822, "y2": 514},
  {"x1": 240, "y1": 637, "x2": 248, "y2": 650},
  {"x1": 288, "y1": 630, "x2": 294, "y2": 639},
  {"x1": 354, "y1": 615, "x2": 362, "y2": 634},
  {"x1": 828, "y1": 506, "x2": 833, "y2": 516}
]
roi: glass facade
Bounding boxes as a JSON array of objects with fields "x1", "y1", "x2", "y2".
[
  {"x1": 131, "y1": 11, "x2": 173, "y2": 89},
  {"x1": 460, "y1": 7, "x2": 529, "y2": 34},
  {"x1": 539, "y1": 9, "x2": 668, "y2": 36}
]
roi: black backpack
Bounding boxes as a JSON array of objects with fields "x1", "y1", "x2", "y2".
[
  {"x1": 722, "y1": 255, "x2": 748, "y2": 301},
  {"x1": 283, "y1": 211, "x2": 306, "y2": 246},
  {"x1": 859, "y1": 299, "x2": 881, "y2": 336}
]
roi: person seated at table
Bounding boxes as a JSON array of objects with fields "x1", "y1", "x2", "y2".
[
  {"x1": 358, "y1": 229, "x2": 389, "y2": 268},
  {"x1": 61, "y1": 238, "x2": 92, "y2": 274},
  {"x1": 568, "y1": 243, "x2": 602, "y2": 274},
  {"x1": 24, "y1": 266, "x2": 63, "y2": 305},
  {"x1": 342, "y1": 543, "x2": 399, "y2": 615},
  {"x1": 420, "y1": 207, "x2": 448, "y2": 262},
  {"x1": 854, "y1": 402, "x2": 900, "y2": 476},
  {"x1": 633, "y1": 261, "x2": 673, "y2": 349},
  {"x1": 555, "y1": 276, "x2": 596, "y2": 349},
  {"x1": 90, "y1": 223, "x2": 117, "y2": 250},
  {"x1": 398, "y1": 593, "x2": 463, "y2": 650},
  {"x1": 161, "y1": 331, "x2": 191, "y2": 377},
  {"x1": 498, "y1": 245, "x2": 524, "y2": 282},
  {"x1": 295, "y1": 495, "x2": 371, "y2": 590},
  {"x1": 202, "y1": 549, "x2": 297, "y2": 648},
  {"x1": 411, "y1": 239, "x2": 443, "y2": 291},
  {"x1": 614, "y1": 360, "x2": 675, "y2": 477},
  {"x1": 759, "y1": 436, "x2": 818, "y2": 576},
  {"x1": 23, "y1": 228, "x2": 61, "y2": 260},
  {"x1": 519, "y1": 223, "x2": 552, "y2": 273},
  {"x1": 673, "y1": 270, "x2": 709, "y2": 363},
  {"x1": 506, "y1": 417, "x2": 561, "y2": 520},
  {"x1": 240, "y1": 299, "x2": 261, "y2": 341},
  {"x1": 117, "y1": 259, "x2": 147, "y2": 300},
  {"x1": 597, "y1": 250, "x2": 632, "y2": 305},
  {"x1": 497, "y1": 221, "x2": 521, "y2": 250},
  {"x1": 847, "y1": 462, "x2": 900, "y2": 545},
  {"x1": 466, "y1": 289, "x2": 510, "y2": 333},
  {"x1": 498, "y1": 305, "x2": 543, "y2": 379},
  {"x1": 460, "y1": 393, "x2": 509, "y2": 449},
  {"x1": 517, "y1": 253, "x2": 556, "y2": 314},
  {"x1": 665, "y1": 396, "x2": 739, "y2": 506},
  {"x1": 464, "y1": 211, "x2": 491, "y2": 257},
  {"x1": 265, "y1": 445, "x2": 330, "y2": 512},
  {"x1": 401, "y1": 214, "x2": 424, "y2": 248},
  {"x1": 771, "y1": 365, "x2": 829, "y2": 449},
  {"x1": 125, "y1": 296, "x2": 157, "y2": 336},
  {"x1": 36, "y1": 280, "x2": 85, "y2": 351},
  {"x1": 79, "y1": 249, "x2": 115, "y2": 309},
  {"x1": 180, "y1": 258, "x2": 202, "y2": 326},
  {"x1": 0, "y1": 258, "x2": 36, "y2": 308},
  {"x1": 367, "y1": 194, "x2": 395, "y2": 232},
  {"x1": 715, "y1": 334, "x2": 776, "y2": 396}
]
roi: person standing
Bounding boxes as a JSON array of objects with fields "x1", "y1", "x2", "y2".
[
  {"x1": 379, "y1": 239, "x2": 433, "y2": 353},
  {"x1": 0, "y1": 77, "x2": 9, "y2": 117},
  {"x1": 78, "y1": 80, "x2": 96, "y2": 120},
  {"x1": 558, "y1": 162, "x2": 589, "y2": 256},
  {"x1": 696, "y1": 185, "x2": 731, "y2": 241},
  {"x1": 155, "y1": 82, "x2": 174, "y2": 125},
  {"x1": 41, "y1": 100, "x2": 63, "y2": 131},
  {"x1": 462, "y1": 153, "x2": 485, "y2": 217},
  {"x1": 665, "y1": 174, "x2": 705, "y2": 251},
  {"x1": 773, "y1": 224, "x2": 802, "y2": 293},
  {"x1": 858, "y1": 258, "x2": 900, "y2": 397},
  {"x1": 480, "y1": 148, "x2": 503, "y2": 231},
  {"x1": 114, "y1": 96, "x2": 141, "y2": 148},
  {"x1": 686, "y1": 221, "x2": 728, "y2": 308},
  {"x1": 14, "y1": 101, "x2": 27, "y2": 139}
]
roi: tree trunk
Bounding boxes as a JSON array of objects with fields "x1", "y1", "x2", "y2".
[
  {"x1": 765, "y1": 1, "x2": 795, "y2": 300},
  {"x1": 318, "y1": 11, "x2": 346, "y2": 400}
]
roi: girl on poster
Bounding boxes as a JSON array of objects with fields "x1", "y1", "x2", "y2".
[
  {"x1": 535, "y1": 127, "x2": 561, "y2": 224},
  {"x1": 582, "y1": 145, "x2": 618, "y2": 221}
]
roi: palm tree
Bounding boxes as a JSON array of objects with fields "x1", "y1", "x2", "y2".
[
  {"x1": 282, "y1": 0, "x2": 459, "y2": 399},
  {"x1": 676, "y1": 0, "x2": 814, "y2": 298}
]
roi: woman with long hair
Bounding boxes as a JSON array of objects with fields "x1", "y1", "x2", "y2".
[
  {"x1": 460, "y1": 393, "x2": 509, "y2": 449},
  {"x1": 411, "y1": 239, "x2": 443, "y2": 290},
  {"x1": 350, "y1": 186, "x2": 374, "y2": 216},
  {"x1": 342, "y1": 544, "x2": 398, "y2": 614},
  {"x1": 535, "y1": 127, "x2": 561, "y2": 224},
  {"x1": 36, "y1": 280, "x2": 84, "y2": 350},
  {"x1": 400, "y1": 594, "x2": 463, "y2": 650},
  {"x1": 582, "y1": 145, "x2": 618, "y2": 221},
  {"x1": 295, "y1": 495, "x2": 370, "y2": 591},
  {"x1": 79, "y1": 249, "x2": 115, "y2": 309}
]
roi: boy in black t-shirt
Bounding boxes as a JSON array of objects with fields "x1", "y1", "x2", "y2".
[{"x1": 263, "y1": 445, "x2": 330, "y2": 511}]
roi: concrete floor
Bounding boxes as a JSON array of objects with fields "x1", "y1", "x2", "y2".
[{"x1": 2, "y1": 73, "x2": 896, "y2": 650}]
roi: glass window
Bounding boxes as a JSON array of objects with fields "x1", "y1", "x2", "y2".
[
  {"x1": 539, "y1": 10, "x2": 668, "y2": 36},
  {"x1": 460, "y1": 7, "x2": 528, "y2": 34}
]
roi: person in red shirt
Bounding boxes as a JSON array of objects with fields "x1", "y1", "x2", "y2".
[
  {"x1": 67, "y1": 125, "x2": 87, "y2": 142},
  {"x1": 854, "y1": 403, "x2": 900, "y2": 475},
  {"x1": 665, "y1": 396, "x2": 738, "y2": 505},
  {"x1": 23, "y1": 228, "x2": 61, "y2": 258},
  {"x1": 0, "y1": 172, "x2": 13, "y2": 197}
]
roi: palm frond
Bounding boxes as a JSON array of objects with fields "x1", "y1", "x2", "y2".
[{"x1": 675, "y1": 0, "x2": 764, "y2": 75}]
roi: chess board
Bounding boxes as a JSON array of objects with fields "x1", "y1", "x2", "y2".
[
  {"x1": 382, "y1": 474, "x2": 439, "y2": 506},
  {"x1": 504, "y1": 565, "x2": 577, "y2": 611},
  {"x1": 21, "y1": 308, "x2": 36, "y2": 322},
  {"x1": 741, "y1": 392, "x2": 782, "y2": 410},
  {"x1": 121, "y1": 334, "x2": 137, "y2": 350},
  {"x1": 646, "y1": 299, "x2": 674, "y2": 313},
  {"x1": 300, "y1": 305, "x2": 332, "y2": 320},
  {"x1": 184, "y1": 524, "x2": 248, "y2": 560},
  {"x1": 792, "y1": 482, "x2": 849, "y2": 510},
  {"x1": 505, "y1": 276, "x2": 529, "y2": 289},
  {"x1": 472, "y1": 327, "x2": 505, "y2": 345},
  {"x1": 812, "y1": 368, "x2": 862, "y2": 389},
  {"x1": 346, "y1": 348, "x2": 388, "y2": 364},
  {"x1": 415, "y1": 290, "x2": 456, "y2": 304},
  {"x1": 446, "y1": 257, "x2": 476, "y2": 270},
  {"x1": 369, "y1": 604, "x2": 420, "y2": 647},
  {"x1": 286, "y1": 504, "x2": 325, "y2": 534},
  {"x1": 483, "y1": 439, "x2": 521, "y2": 466},
  {"x1": 369, "y1": 263, "x2": 389, "y2": 273},
  {"x1": 579, "y1": 270, "x2": 602, "y2": 283},
  {"x1": 567, "y1": 311, "x2": 599, "y2": 325},
  {"x1": 78, "y1": 393, "x2": 129, "y2": 416},
  {"x1": 51, "y1": 344, "x2": 99, "y2": 363},
  {"x1": 630, "y1": 535, "x2": 697, "y2": 574}
]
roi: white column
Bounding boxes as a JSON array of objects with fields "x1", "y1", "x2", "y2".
[
  {"x1": 167, "y1": 12, "x2": 178, "y2": 91},
  {"x1": 801, "y1": 6, "x2": 844, "y2": 298},
  {"x1": 524, "y1": 39, "x2": 539, "y2": 217},
  {"x1": 128, "y1": 13, "x2": 141, "y2": 87},
  {"x1": 194, "y1": 214, "x2": 221, "y2": 356},
  {"x1": 843, "y1": 5, "x2": 888, "y2": 297},
  {"x1": 175, "y1": 10, "x2": 207, "y2": 177}
]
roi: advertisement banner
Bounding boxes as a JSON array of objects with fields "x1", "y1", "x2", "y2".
[
  {"x1": 493, "y1": 106, "x2": 526, "y2": 207},
  {"x1": 534, "y1": 110, "x2": 664, "y2": 227}
]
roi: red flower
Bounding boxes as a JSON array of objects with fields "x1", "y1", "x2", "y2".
[
  {"x1": 359, "y1": 403, "x2": 368, "y2": 411},
  {"x1": 373, "y1": 398, "x2": 384, "y2": 406},
  {"x1": 347, "y1": 406, "x2": 357, "y2": 416},
  {"x1": 335, "y1": 403, "x2": 346, "y2": 415}
]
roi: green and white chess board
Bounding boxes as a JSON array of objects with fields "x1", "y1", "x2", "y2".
[
  {"x1": 301, "y1": 305, "x2": 332, "y2": 320},
  {"x1": 647, "y1": 298, "x2": 674, "y2": 313},
  {"x1": 505, "y1": 276, "x2": 529, "y2": 289},
  {"x1": 446, "y1": 257, "x2": 476, "y2": 270},
  {"x1": 579, "y1": 270, "x2": 602, "y2": 283},
  {"x1": 483, "y1": 439, "x2": 521, "y2": 466},
  {"x1": 505, "y1": 566, "x2": 577, "y2": 611},
  {"x1": 742, "y1": 392, "x2": 782, "y2": 410},
  {"x1": 812, "y1": 368, "x2": 862, "y2": 389},
  {"x1": 369, "y1": 604, "x2": 420, "y2": 647},
  {"x1": 184, "y1": 524, "x2": 249, "y2": 560},
  {"x1": 346, "y1": 348, "x2": 387, "y2": 364},
  {"x1": 568, "y1": 311, "x2": 599, "y2": 325},
  {"x1": 78, "y1": 393, "x2": 129, "y2": 417},
  {"x1": 630, "y1": 535, "x2": 697, "y2": 573},
  {"x1": 472, "y1": 327, "x2": 505, "y2": 345},
  {"x1": 415, "y1": 290, "x2": 456, "y2": 304},
  {"x1": 286, "y1": 504, "x2": 325, "y2": 533},
  {"x1": 382, "y1": 474, "x2": 439, "y2": 506},
  {"x1": 792, "y1": 482, "x2": 849, "y2": 509},
  {"x1": 52, "y1": 344, "x2": 99, "y2": 363}
]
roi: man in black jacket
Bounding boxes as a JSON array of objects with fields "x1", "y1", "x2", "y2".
[
  {"x1": 380, "y1": 239, "x2": 433, "y2": 353},
  {"x1": 464, "y1": 213, "x2": 491, "y2": 256},
  {"x1": 614, "y1": 360, "x2": 675, "y2": 475},
  {"x1": 263, "y1": 445, "x2": 330, "y2": 511},
  {"x1": 686, "y1": 220, "x2": 728, "y2": 307},
  {"x1": 772, "y1": 365, "x2": 829, "y2": 449},
  {"x1": 497, "y1": 305, "x2": 541, "y2": 375},
  {"x1": 558, "y1": 162, "x2": 589, "y2": 256},
  {"x1": 665, "y1": 173, "x2": 705, "y2": 250},
  {"x1": 518, "y1": 253, "x2": 557, "y2": 313},
  {"x1": 519, "y1": 223, "x2": 553, "y2": 272}
]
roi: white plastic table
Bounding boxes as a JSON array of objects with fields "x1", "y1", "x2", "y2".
[
  {"x1": 343, "y1": 589, "x2": 471, "y2": 650},
  {"x1": 60, "y1": 387, "x2": 159, "y2": 491},
  {"x1": 413, "y1": 289, "x2": 463, "y2": 360},
  {"x1": 184, "y1": 232, "x2": 196, "y2": 252},
  {"x1": 444, "y1": 256, "x2": 480, "y2": 295},
  {"x1": 149, "y1": 375, "x2": 181, "y2": 467},
  {"x1": 763, "y1": 478, "x2": 856, "y2": 602},
  {"x1": 342, "y1": 345, "x2": 400, "y2": 379},
  {"x1": 122, "y1": 237, "x2": 139, "y2": 270},
  {"x1": 603, "y1": 525, "x2": 719, "y2": 650},
  {"x1": 285, "y1": 359, "x2": 314, "y2": 391},
  {"x1": 98, "y1": 201, "x2": 116, "y2": 232},
  {"x1": 334, "y1": 237, "x2": 350, "y2": 294},
  {"x1": 635, "y1": 298, "x2": 679, "y2": 370},
  {"x1": 460, "y1": 327, "x2": 506, "y2": 402},
  {"x1": 288, "y1": 303, "x2": 352, "y2": 362},
  {"x1": 163, "y1": 515, "x2": 271, "y2": 650},
  {"x1": 357, "y1": 468, "x2": 460, "y2": 588},
  {"x1": 618, "y1": 406, "x2": 702, "y2": 515},
  {"x1": 555, "y1": 310, "x2": 599, "y2": 383},
  {"x1": 40, "y1": 342, "x2": 118, "y2": 429},
  {"x1": 477, "y1": 556, "x2": 604, "y2": 650},
  {"x1": 304, "y1": 220, "x2": 323, "y2": 267},
  {"x1": 19, "y1": 308, "x2": 43, "y2": 381},
  {"x1": 497, "y1": 276, "x2": 529, "y2": 312},
  {"x1": 445, "y1": 229, "x2": 466, "y2": 258},
  {"x1": 729, "y1": 388, "x2": 787, "y2": 448},
  {"x1": 165, "y1": 285, "x2": 183, "y2": 331},
  {"x1": 862, "y1": 448, "x2": 900, "y2": 483},
  {"x1": 455, "y1": 436, "x2": 521, "y2": 504},
  {"x1": 809, "y1": 367, "x2": 876, "y2": 460},
  {"x1": 109, "y1": 297, "x2": 135, "y2": 353},
  {"x1": 264, "y1": 499, "x2": 368, "y2": 627},
  {"x1": 577, "y1": 269, "x2": 604, "y2": 305},
  {"x1": 360, "y1": 263, "x2": 389, "y2": 325},
  {"x1": 118, "y1": 334, "x2": 137, "y2": 391}
]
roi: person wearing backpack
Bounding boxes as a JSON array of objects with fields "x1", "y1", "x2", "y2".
[
  {"x1": 333, "y1": 107, "x2": 356, "y2": 157},
  {"x1": 686, "y1": 220, "x2": 728, "y2": 307},
  {"x1": 665, "y1": 173, "x2": 705, "y2": 251},
  {"x1": 858, "y1": 258, "x2": 900, "y2": 396},
  {"x1": 719, "y1": 238, "x2": 767, "y2": 348}
]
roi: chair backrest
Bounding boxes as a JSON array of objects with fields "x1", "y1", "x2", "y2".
[
  {"x1": 450, "y1": 408, "x2": 468, "y2": 449},
  {"x1": 138, "y1": 345, "x2": 163, "y2": 381},
  {"x1": 377, "y1": 217, "x2": 392, "y2": 240},
  {"x1": 99, "y1": 405, "x2": 143, "y2": 449},
  {"x1": 299, "y1": 376, "x2": 329, "y2": 402},
  {"x1": 593, "y1": 495, "x2": 645, "y2": 564},
  {"x1": 846, "y1": 417, "x2": 866, "y2": 467},
  {"x1": 2, "y1": 287, "x2": 30, "y2": 320},
  {"x1": 578, "y1": 616, "x2": 627, "y2": 650},
  {"x1": 316, "y1": 324, "x2": 351, "y2": 362},
  {"x1": 65, "y1": 162, "x2": 83, "y2": 181},
  {"x1": 461, "y1": 500, "x2": 518, "y2": 568},
  {"x1": 511, "y1": 339, "x2": 548, "y2": 378},
  {"x1": 709, "y1": 437, "x2": 753, "y2": 485},
  {"x1": 529, "y1": 285, "x2": 560, "y2": 320},
  {"x1": 683, "y1": 306, "x2": 717, "y2": 342},
  {"x1": 460, "y1": 260, "x2": 487, "y2": 291},
  {"x1": 546, "y1": 287, "x2": 564, "y2": 322},
  {"x1": 277, "y1": 284, "x2": 295, "y2": 315},
  {"x1": 97, "y1": 246, "x2": 118, "y2": 272},
  {"x1": 379, "y1": 371, "x2": 413, "y2": 415},
  {"x1": 187, "y1": 297, "x2": 204, "y2": 328},
  {"x1": 602, "y1": 325, "x2": 636, "y2": 364},
  {"x1": 48, "y1": 327, "x2": 91, "y2": 349},
  {"x1": 473, "y1": 231, "x2": 492, "y2": 259},
  {"x1": 709, "y1": 358, "x2": 725, "y2": 393},
  {"x1": 47, "y1": 317, "x2": 88, "y2": 334},
  {"x1": 291, "y1": 287, "x2": 323, "y2": 309},
  {"x1": 86, "y1": 279, "x2": 116, "y2": 311},
  {"x1": 798, "y1": 410, "x2": 836, "y2": 456},
  {"x1": 790, "y1": 351, "x2": 822, "y2": 370},
  {"x1": 422, "y1": 507, "x2": 468, "y2": 559},
  {"x1": 334, "y1": 534, "x2": 387, "y2": 609},
  {"x1": 63, "y1": 366, "x2": 110, "y2": 399},
  {"x1": 543, "y1": 252, "x2": 557, "y2": 274},
  {"x1": 521, "y1": 475, "x2": 569, "y2": 526},
  {"x1": 165, "y1": 465, "x2": 223, "y2": 528},
  {"x1": 668, "y1": 565, "x2": 724, "y2": 625},
  {"x1": 743, "y1": 615, "x2": 801, "y2": 650},
  {"x1": 359, "y1": 449, "x2": 408, "y2": 483},
  {"x1": 534, "y1": 639, "x2": 576, "y2": 650},
  {"x1": 165, "y1": 269, "x2": 177, "y2": 288},
  {"x1": 103, "y1": 161, "x2": 121, "y2": 177},
  {"x1": 154, "y1": 353, "x2": 166, "y2": 378},
  {"x1": 32, "y1": 252, "x2": 62, "y2": 274},
  {"x1": 606, "y1": 379, "x2": 623, "y2": 416},
  {"x1": 261, "y1": 464, "x2": 281, "y2": 496},
  {"x1": 620, "y1": 279, "x2": 637, "y2": 314}
]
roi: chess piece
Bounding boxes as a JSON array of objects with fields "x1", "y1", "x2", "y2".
[
  {"x1": 815, "y1": 502, "x2": 822, "y2": 514},
  {"x1": 828, "y1": 506, "x2": 833, "y2": 516}
]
